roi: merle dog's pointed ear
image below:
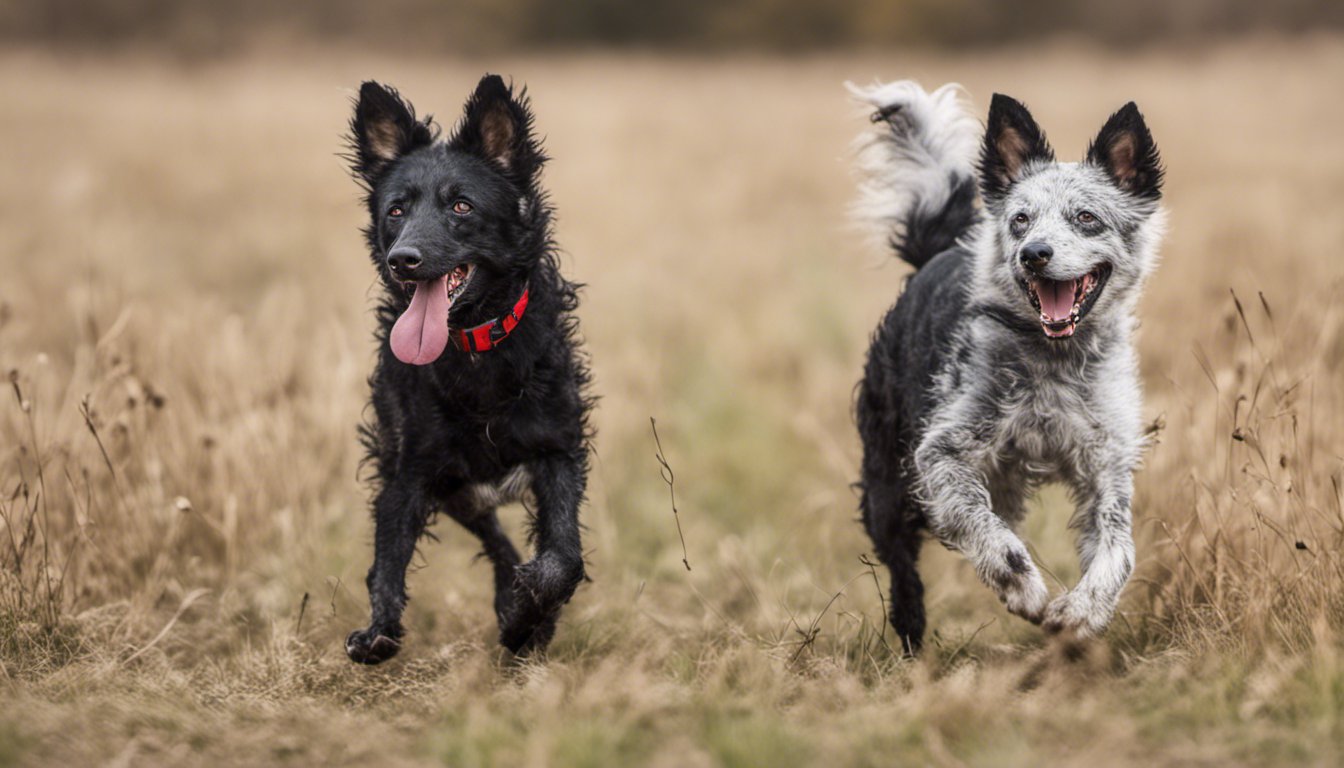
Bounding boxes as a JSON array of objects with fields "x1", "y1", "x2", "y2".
[
  {"x1": 980, "y1": 94, "x2": 1054, "y2": 203},
  {"x1": 451, "y1": 74, "x2": 543, "y2": 181},
  {"x1": 349, "y1": 81, "x2": 436, "y2": 184},
  {"x1": 1087, "y1": 102, "x2": 1163, "y2": 201}
]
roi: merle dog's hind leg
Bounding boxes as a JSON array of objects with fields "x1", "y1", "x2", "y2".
[
  {"x1": 440, "y1": 489, "x2": 523, "y2": 629},
  {"x1": 862, "y1": 473, "x2": 926, "y2": 655},
  {"x1": 883, "y1": 533, "x2": 925, "y2": 656},
  {"x1": 347, "y1": 480, "x2": 432, "y2": 664},
  {"x1": 499, "y1": 454, "x2": 586, "y2": 655}
]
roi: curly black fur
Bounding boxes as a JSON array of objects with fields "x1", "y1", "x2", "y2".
[
  {"x1": 344, "y1": 75, "x2": 594, "y2": 663},
  {"x1": 857, "y1": 249, "x2": 972, "y2": 655}
]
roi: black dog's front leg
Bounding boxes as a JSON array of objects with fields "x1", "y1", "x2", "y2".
[
  {"x1": 499, "y1": 454, "x2": 587, "y2": 654},
  {"x1": 346, "y1": 481, "x2": 431, "y2": 664}
]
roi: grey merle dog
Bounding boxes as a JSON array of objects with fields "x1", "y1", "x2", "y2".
[
  {"x1": 344, "y1": 75, "x2": 592, "y2": 664},
  {"x1": 850, "y1": 81, "x2": 1165, "y2": 653}
]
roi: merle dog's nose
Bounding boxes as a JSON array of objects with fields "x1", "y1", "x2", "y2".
[
  {"x1": 1019, "y1": 242, "x2": 1053, "y2": 272},
  {"x1": 387, "y1": 246, "x2": 423, "y2": 275}
]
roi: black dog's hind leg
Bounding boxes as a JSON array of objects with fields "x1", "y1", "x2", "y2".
[
  {"x1": 440, "y1": 490, "x2": 523, "y2": 629},
  {"x1": 862, "y1": 473, "x2": 926, "y2": 655},
  {"x1": 499, "y1": 454, "x2": 586, "y2": 655},
  {"x1": 346, "y1": 481, "x2": 431, "y2": 664}
]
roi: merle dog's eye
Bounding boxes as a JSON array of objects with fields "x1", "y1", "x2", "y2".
[
  {"x1": 452, "y1": 200, "x2": 473, "y2": 215},
  {"x1": 1012, "y1": 213, "x2": 1030, "y2": 226},
  {"x1": 387, "y1": 205, "x2": 404, "y2": 218},
  {"x1": 1077, "y1": 210, "x2": 1096, "y2": 224}
]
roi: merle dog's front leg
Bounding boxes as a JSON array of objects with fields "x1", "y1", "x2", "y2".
[
  {"x1": 1044, "y1": 468, "x2": 1135, "y2": 639},
  {"x1": 499, "y1": 454, "x2": 586, "y2": 654},
  {"x1": 915, "y1": 429, "x2": 1050, "y2": 623},
  {"x1": 346, "y1": 481, "x2": 431, "y2": 664}
]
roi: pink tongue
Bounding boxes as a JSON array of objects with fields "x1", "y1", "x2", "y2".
[
  {"x1": 390, "y1": 276, "x2": 451, "y2": 365},
  {"x1": 1038, "y1": 279, "x2": 1078, "y2": 322}
]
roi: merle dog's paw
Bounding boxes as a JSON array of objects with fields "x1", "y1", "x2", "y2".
[
  {"x1": 345, "y1": 625, "x2": 403, "y2": 665},
  {"x1": 498, "y1": 553, "x2": 583, "y2": 655},
  {"x1": 1042, "y1": 589, "x2": 1110, "y2": 639},
  {"x1": 1001, "y1": 572, "x2": 1049, "y2": 625},
  {"x1": 984, "y1": 546, "x2": 1049, "y2": 624}
]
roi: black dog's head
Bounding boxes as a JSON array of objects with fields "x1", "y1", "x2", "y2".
[{"x1": 349, "y1": 75, "x2": 547, "y2": 364}]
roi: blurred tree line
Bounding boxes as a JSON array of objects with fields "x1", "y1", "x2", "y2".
[{"x1": 2, "y1": 0, "x2": 1340, "y2": 55}]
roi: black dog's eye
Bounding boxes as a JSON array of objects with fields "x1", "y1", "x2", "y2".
[
  {"x1": 452, "y1": 200, "x2": 473, "y2": 215},
  {"x1": 1077, "y1": 210, "x2": 1096, "y2": 224},
  {"x1": 387, "y1": 205, "x2": 404, "y2": 218},
  {"x1": 1012, "y1": 212, "x2": 1030, "y2": 226}
]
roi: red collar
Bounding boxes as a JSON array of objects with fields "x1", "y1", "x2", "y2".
[{"x1": 451, "y1": 285, "x2": 530, "y2": 353}]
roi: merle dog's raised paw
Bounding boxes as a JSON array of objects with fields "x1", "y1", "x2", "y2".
[
  {"x1": 345, "y1": 626, "x2": 403, "y2": 665},
  {"x1": 1041, "y1": 589, "x2": 1109, "y2": 640}
]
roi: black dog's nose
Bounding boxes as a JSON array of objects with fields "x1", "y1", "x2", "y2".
[
  {"x1": 1019, "y1": 242, "x2": 1053, "y2": 271},
  {"x1": 387, "y1": 247, "x2": 423, "y2": 274}
]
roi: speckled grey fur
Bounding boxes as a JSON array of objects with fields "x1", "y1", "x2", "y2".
[{"x1": 851, "y1": 81, "x2": 1166, "y2": 650}]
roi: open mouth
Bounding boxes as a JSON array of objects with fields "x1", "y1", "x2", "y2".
[
  {"x1": 1023, "y1": 263, "x2": 1111, "y2": 339},
  {"x1": 389, "y1": 264, "x2": 476, "y2": 365},
  {"x1": 400, "y1": 263, "x2": 474, "y2": 303}
]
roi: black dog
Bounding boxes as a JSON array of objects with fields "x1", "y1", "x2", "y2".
[{"x1": 344, "y1": 75, "x2": 592, "y2": 663}]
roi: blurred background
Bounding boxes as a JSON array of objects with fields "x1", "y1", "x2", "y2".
[
  {"x1": 6, "y1": 0, "x2": 1344, "y2": 54},
  {"x1": 2, "y1": 2, "x2": 1343, "y2": 767}
]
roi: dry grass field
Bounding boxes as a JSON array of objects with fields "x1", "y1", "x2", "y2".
[{"x1": 1, "y1": 36, "x2": 1343, "y2": 766}]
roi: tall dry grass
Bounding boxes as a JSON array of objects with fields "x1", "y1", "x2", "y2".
[{"x1": 0, "y1": 37, "x2": 1342, "y2": 766}]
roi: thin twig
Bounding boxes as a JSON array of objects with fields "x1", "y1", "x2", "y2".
[
  {"x1": 14, "y1": 373, "x2": 58, "y2": 624},
  {"x1": 328, "y1": 576, "x2": 343, "y2": 615},
  {"x1": 78, "y1": 396, "x2": 118, "y2": 483},
  {"x1": 1230, "y1": 289, "x2": 1255, "y2": 348},
  {"x1": 858, "y1": 553, "x2": 888, "y2": 645},
  {"x1": 650, "y1": 417, "x2": 690, "y2": 571},
  {"x1": 122, "y1": 589, "x2": 209, "y2": 666},
  {"x1": 79, "y1": 395, "x2": 131, "y2": 517},
  {"x1": 296, "y1": 591, "x2": 310, "y2": 634},
  {"x1": 789, "y1": 571, "x2": 868, "y2": 665},
  {"x1": 946, "y1": 618, "x2": 996, "y2": 664}
]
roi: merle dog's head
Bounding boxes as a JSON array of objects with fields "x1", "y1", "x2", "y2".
[
  {"x1": 977, "y1": 95, "x2": 1165, "y2": 340},
  {"x1": 348, "y1": 75, "x2": 547, "y2": 364}
]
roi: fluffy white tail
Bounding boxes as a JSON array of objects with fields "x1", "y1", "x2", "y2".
[{"x1": 848, "y1": 80, "x2": 982, "y2": 268}]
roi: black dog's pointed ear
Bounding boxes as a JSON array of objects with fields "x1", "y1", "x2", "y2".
[
  {"x1": 980, "y1": 94, "x2": 1054, "y2": 203},
  {"x1": 1087, "y1": 102, "x2": 1163, "y2": 200},
  {"x1": 349, "y1": 81, "x2": 435, "y2": 183},
  {"x1": 451, "y1": 74, "x2": 543, "y2": 180}
]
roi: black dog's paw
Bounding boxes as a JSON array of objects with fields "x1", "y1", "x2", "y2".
[
  {"x1": 500, "y1": 609, "x2": 559, "y2": 656},
  {"x1": 345, "y1": 625, "x2": 403, "y2": 665},
  {"x1": 492, "y1": 581, "x2": 518, "y2": 629},
  {"x1": 498, "y1": 553, "x2": 583, "y2": 655}
]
